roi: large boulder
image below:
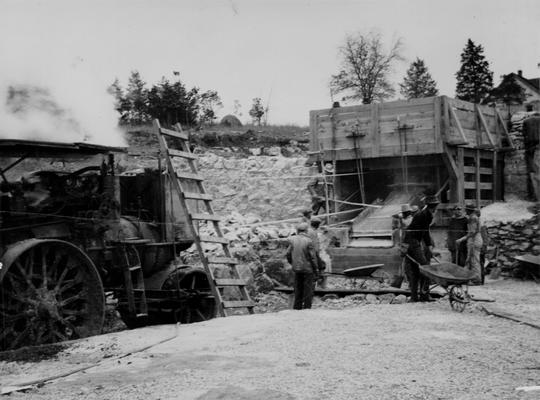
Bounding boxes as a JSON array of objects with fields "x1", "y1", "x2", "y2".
[{"x1": 264, "y1": 259, "x2": 294, "y2": 286}]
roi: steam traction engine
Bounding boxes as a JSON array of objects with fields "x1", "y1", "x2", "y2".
[{"x1": 0, "y1": 139, "x2": 215, "y2": 351}]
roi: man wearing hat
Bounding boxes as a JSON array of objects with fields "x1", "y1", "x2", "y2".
[
  {"x1": 286, "y1": 223, "x2": 319, "y2": 309},
  {"x1": 456, "y1": 204, "x2": 483, "y2": 284},
  {"x1": 401, "y1": 195, "x2": 440, "y2": 302}
]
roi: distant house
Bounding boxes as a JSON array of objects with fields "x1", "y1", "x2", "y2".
[{"x1": 500, "y1": 70, "x2": 540, "y2": 104}]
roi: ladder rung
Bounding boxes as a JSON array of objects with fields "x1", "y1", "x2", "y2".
[
  {"x1": 176, "y1": 171, "x2": 204, "y2": 181},
  {"x1": 191, "y1": 213, "x2": 221, "y2": 221},
  {"x1": 129, "y1": 266, "x2": 142, "y2": 272},
  {"x1": 160, "y1": 127, "x2": 188, "y2": 140},
  {"x1": 184, "y1": 192, "x2": 213, "y2": 201},
  {"x1": 207, "y1": 257, "x2": 238, "y2": 265},
  {"x1": 169, "y1": 149, "x2": 197, "y2": 160},
  {"x1": 136, "y1": 313, "x2": 148, "y2": 318},
  {"x1": 200, "y1": 235, "x2": 229, "y2": 244},
  {"x1": 215, "y1": 278, "x2": 247, "y2": 286},
  {"x1": 222, "y1": 300, "x2": 254, "y2": 309}
]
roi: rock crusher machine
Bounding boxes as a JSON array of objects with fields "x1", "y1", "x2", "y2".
[{"x1": 306, "y1": 96, "x2": 514, "y2": 275}]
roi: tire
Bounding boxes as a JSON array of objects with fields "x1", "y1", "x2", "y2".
[{"x1": 0, "y1": 239, "x2": 105, "y2": 351}]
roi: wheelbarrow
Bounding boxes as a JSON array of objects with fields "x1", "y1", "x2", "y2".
[{"x1": 407, "y1": 255, "x2": 477, "y2": 312}]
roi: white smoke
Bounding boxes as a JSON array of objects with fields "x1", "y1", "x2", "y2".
[{"x1": 0, "y1": 61, "x2": 126, "y2": 147}]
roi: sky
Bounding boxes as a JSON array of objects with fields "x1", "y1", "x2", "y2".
[{"x1": 1, "y1": 0, "x2": 539, "y2": 129}]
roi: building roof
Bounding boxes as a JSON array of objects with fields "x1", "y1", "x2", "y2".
[
  {"x1": 0, "y1": 139, "x2": 126, "y2": 158},
  {"x1": 506, "y1": 72, "x2": 540, "y2": 95}
]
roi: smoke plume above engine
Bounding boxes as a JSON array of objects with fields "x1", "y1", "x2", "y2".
[{"x1": 0, "y1": 63, "x2": 126, "y2": 147}]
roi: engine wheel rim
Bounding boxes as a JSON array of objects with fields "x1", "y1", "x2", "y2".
[
  {"x1": 163, "y1": 268, "x2": 215, "y2": 324},
  {"x1": 0, "y1": 240, "x2": 104, "y2": 351},
  {"x1": 449, "y1": 285, "x2": 467, "y2": 313}
]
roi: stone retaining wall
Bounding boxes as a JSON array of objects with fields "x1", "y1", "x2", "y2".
[{"x1": 485, "y1": 216, "x2": 539, "y2": 270}]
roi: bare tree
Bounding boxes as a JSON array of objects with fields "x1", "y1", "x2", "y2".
[{"x1": 330, "y1": 31, "x2": 404, "y2": 104}]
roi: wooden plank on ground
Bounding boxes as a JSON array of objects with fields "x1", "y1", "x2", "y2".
[
  {"x1": 222, "y1": 300, "x2": 254, "y2": 308},
  {"x1": 481, "y1": 305, "x2": 540, "y2": 330}
]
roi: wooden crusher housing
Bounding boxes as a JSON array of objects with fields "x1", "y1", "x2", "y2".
[{"x1": 307, "y1": 96, "x2": 513, "y2": 274}]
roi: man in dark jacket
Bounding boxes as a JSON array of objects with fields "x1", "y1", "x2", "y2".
[
  {"x1": 286, "y1": 223, "x2": 319, "y2": 309},
  {"x1": 402, "y1": 195, "x2": 439, "y2": 302}
]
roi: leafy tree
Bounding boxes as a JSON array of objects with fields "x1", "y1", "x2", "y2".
[
  {"x1": 107, "y1": 78, "x2": 130, "y2": 122},
  {"x1": 486, "y1": 74, "x2": 527, "y2": 105},
  {"x1": 146, "y1": 78, "x2": 199, "y2": 126},
  {"x1": 125, "y1": 71, "x2": 151, "y2": 124},
  {"x1": 197, "y1": 90, "x2": 223, "y2": 126},
  {"x1": 455, "y1": 39, "x2": 494, "y2": 104},
  {"x1": 249, "y1": 97, "x2": 265, "y2": 125},
  {"x1": 399, "y1": 58, "x2": 439, "y2": 99},
  {"x1": 330, "y1": 31, "x2": 404, "y2": 104}
]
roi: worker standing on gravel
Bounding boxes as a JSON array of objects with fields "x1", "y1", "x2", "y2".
[
  {"x1": 286, "y1": 223, "x2": 319, "y2": 310},
  {"x1": 401, "y1": 195, "x2": 440, "y2": 302},
  {"x1": 447, "y1": 206, "x2": 468, "y2": 267},
  {"x1": 307, "y1": 218, "x2": 326, "y2": 277},
  {"x1": 456, "y1": 204, "x2": 483, "y2": 284}
]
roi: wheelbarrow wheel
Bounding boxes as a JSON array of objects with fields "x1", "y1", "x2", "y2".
[{"x1": 449, "y1": 285, "x2": 468, "y2": 313}]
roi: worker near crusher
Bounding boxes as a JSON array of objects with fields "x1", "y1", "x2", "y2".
[
  {"x1": 447, "y1": 205, "x2": 468, "y2": 267},
  {"x1": 456, "y1": 204, "x2": 483, "y2": 284},
  {"x1": 522, "y1": 112, "x2": 540, "y2": 201},
  {"x1": 401, "y1": 195, "x2": 440, "y2": 302},
  {"x1": 307, "y1": 163, "x2": 334, "y2": 215},
  {"x1": 286, "y1": 222, "x2": 319, "y2": 310},
  {"x1": 307, "y1": 217, "x2": 326, "y2": 278}
]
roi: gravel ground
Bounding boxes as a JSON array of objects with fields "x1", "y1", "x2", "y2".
[{"x1": 1, "y1": 279, "x2": 539, "y2": 400}]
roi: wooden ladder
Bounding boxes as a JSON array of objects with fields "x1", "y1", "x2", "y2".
[{"x1": 153, "y1": 119, "x2": 254, "y2": 317}]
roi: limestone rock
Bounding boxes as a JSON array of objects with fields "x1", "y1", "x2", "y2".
[
  {"x1": 392, "y1": 294, "x2": 408, "y2": 304},
  {"x1": 378, "y1": 293, "x2": 396, "y2": 304},
  {"x1": 365, "y1": 294, "x2": 379, "y2": 304}
]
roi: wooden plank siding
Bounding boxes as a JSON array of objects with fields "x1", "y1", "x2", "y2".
[{"x1": 309, "y1": 96, "x2": 502, "y2": 163}]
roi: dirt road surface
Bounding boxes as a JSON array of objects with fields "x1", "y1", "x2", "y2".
[{"x1": 1, "y1": 279, "x2": 539, "y2": 400}]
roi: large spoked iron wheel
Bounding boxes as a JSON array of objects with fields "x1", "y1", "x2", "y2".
[
  {"x1": 0, "y1": 239, "x2": 105, "y2": 351},
  {"x1": 158, "y1": 267, "x2": 216, "y2": 324}
]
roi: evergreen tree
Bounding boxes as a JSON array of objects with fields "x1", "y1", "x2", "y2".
[
  {"x1": 125, "y1": 71, "x2": 150, "y2": 124},
  {"x1": 455, "y1": 39, "x2": 493, "y2": 104},
  {"x1": 399, "y1": 58, "x2": 438, "y2": 99},
  {"x1": 146, "y1": 78, "x2": 199, "y2": 127}
]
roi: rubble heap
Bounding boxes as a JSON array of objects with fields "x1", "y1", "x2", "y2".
[{"x1": 481, "y1": 200, "x2": 539, "y2": 272}]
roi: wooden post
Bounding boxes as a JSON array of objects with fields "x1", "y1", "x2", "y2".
[
  {"x1": 434, "y1": 96, "x2": 443, "y2": 151},
  {"x1": 457, "y1": 147, "x2": 465, "y2": 206},
  {"x1": 475, "y1": 149, "x2": 481, "y2": 207},
  {"x1": 371, "y1": 103, "x2": 379, "y2": 157},
  {"x1": 492, "y1": 150, "x2": 498, "y2": 201},
  {"x1": 442, "y1": 96, "x2": 450, "y2": 142}
]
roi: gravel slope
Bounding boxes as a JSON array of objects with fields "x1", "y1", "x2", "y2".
[{"x1": 2, "y1": 280, "x2": 539, "y2": 400}]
